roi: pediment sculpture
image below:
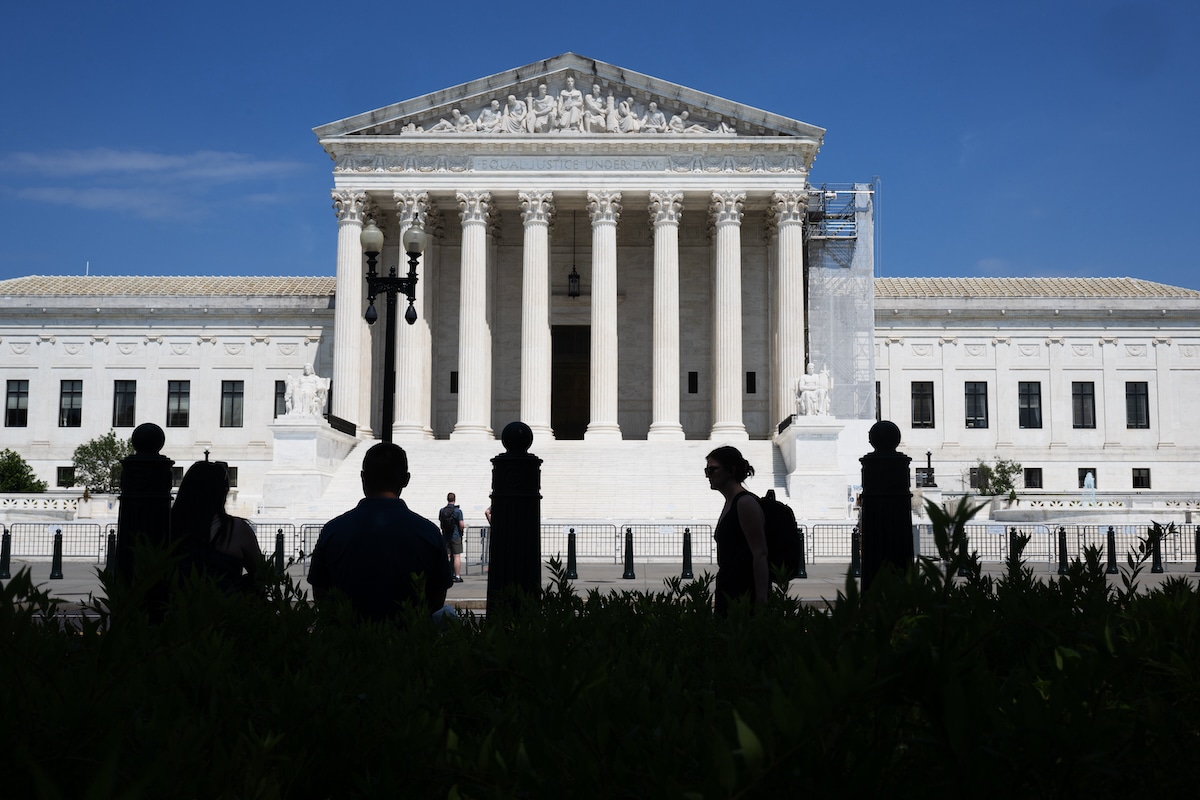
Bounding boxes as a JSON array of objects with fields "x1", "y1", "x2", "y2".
[{"x1": 405, "y1": 75, "x2": 738, "y2": 137}]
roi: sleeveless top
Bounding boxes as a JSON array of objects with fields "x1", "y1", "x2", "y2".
[{"x1": 714, "y1": 490, "x2": 756, "y2": 615}]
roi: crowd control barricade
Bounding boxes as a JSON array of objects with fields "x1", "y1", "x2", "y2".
[{"x1": 8, "y1": 522, "x2": 106, "y2": 563}]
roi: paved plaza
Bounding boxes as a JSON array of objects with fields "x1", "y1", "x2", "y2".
[{"x1": 4, "y1": 555, "x2": 1195, "y2": 615}]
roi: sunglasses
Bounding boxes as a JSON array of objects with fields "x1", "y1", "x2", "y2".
[{"x1": 704, "y1": 465, "x2": 722, "y2": 477}]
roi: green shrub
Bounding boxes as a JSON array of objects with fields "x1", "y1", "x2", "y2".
[
  {"x1": 71, "y1": 430, "x2": 133, "y2": 493},
  {"x1": 2, "y1": 508, "x2": 1198, "y2": 797},
  {"x1": 0, "y1": 448, "x2": 47, "y2": 492}
]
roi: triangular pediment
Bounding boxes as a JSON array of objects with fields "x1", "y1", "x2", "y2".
[{"x1": 314, "y1": 53, "x2": 824, "y2": 143}]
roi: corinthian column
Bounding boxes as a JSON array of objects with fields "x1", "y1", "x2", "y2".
[
  {"x1": 331, "y1": 190, "x2": 370, "y2": 436},
  {"x1": 391, "y1": 191, "x2": 433, "y2": 440},
  {"x1": 710, "y1": 191, "x2": 748, "y2": 440},
  {"x1": 586, "y1": 191, "x2": 622, "y2": 440},
  {"x1": 771, "y1": 191, "x2": 807, "y2": 428},
  {"x1": 519, "y1": 191, "x2": 555, "y2": 440},
  {"x1": 648, "y1": 190, "x2": 684, "y2": 440},
  {"x1": 452, "y1": 191, "x2": 494, "y2": 440}
]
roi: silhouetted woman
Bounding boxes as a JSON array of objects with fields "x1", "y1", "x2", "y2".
[
  {"x1": 706, "y1": 446, "x2": 768, "y2": 615},
  {"x1": 171, "y1": 460, "x2": 263, "y2": 592}
]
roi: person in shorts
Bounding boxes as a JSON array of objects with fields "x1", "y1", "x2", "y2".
[{"x1": 438, "y1": 492, "x2": 465, "y2": 583}]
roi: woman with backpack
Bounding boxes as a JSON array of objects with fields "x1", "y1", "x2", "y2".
[{"x1": 705, "y1": 446, "x2": 769, "y2": 616}]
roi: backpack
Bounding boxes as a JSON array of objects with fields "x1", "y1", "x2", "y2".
[
  {"x1": 760, "y1": 489, "x2": 801, "y2": 584},
  {"x1": 438, "y1": 504, "x2": 459, "y2": 537}
]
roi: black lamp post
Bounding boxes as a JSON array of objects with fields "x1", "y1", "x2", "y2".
[
  {"x1": 925, "y1": 450, "x2": 936, "y2": 487},
  {"x1": 361, "y1": 218, "x2": 426, "y2": 444}
]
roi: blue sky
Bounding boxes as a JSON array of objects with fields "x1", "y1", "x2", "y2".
[{"x1": 2, "y1": 0, "x2": 1197, "y2": 289}]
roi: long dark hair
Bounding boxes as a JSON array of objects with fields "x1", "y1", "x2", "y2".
[
  {"x1": 171, "y1": 460, "x2": 234, "y2": 555},
  {"x1": 706, "y1": 446, "x2": 755, "y2": 483}
]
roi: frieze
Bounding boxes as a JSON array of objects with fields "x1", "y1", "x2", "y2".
[
  {"x1": 964, "y1": 344, "x2": 986, "y2": 357},
  {"x1": 332, "y1": 152, "x2": 806, "y2": 174},
  {"x1": 911, "y1": 344, "x2": 933, "y2": 358},
  {"x1": 9, "y1": 342, "x2": 30, "y2": 355},
  {"x1": 1072, "y1": 344, "x2": 1094, "y2": 357},
  {"x1": 1124, "y1": 345, "x2": 1147, "y2": 358},
  {"x1": 1018, "y1": 344, "x2": 1040, "y2": 357},
  {"x1": 1181, "y1": 345, "x2": 1198, "y2": 358}
]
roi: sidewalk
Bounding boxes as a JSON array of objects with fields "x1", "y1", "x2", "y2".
[{"x1": 4, "y1": 556, "x2": 1195, "y2": 613}]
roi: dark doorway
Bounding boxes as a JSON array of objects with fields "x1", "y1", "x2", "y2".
[{"x1": 552, "y1": 325, "x2": 590, "y2": 439}]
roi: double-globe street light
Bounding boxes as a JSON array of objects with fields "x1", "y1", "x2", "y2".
[{"x1": 360, "y1": 218, "x2": 427, "y2": 444}]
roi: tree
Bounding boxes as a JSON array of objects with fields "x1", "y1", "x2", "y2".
[
  {"x1": 0, "y1": 449, "x2": 48, "y2": 493},
  {"x1": 974, "y1": 459, "x2": 1023, "y2": 500},
  {"x1": 72, "y1": 431, "x2": 133, "y2": 493}
]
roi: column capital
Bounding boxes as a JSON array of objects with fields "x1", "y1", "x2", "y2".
[
  {"x1": 710, "y1": 191, "x2": 745, "y2": 226},
  {"x1": 518, "y1": 191, "x2": 555, "y2": 225},
  {"x1": 587, "y1": 190, "x2": 622, "y2": 225},
  {"x1": 331, "y1": 190, "x2": 368, "y2": 224},
  {"x1": 457, "y1": 190, "x2": 492, "y2": 225},
  {"x1": 648, "y1": 190, "x2": 684, "y2": 226},
  {"x1": 768, "y1": 190, "x2": 808, "y2": 226},
  {"x1": 393, "y1": 191, "x2": 430, "y2": 227}
]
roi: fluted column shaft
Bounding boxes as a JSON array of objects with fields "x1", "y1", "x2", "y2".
[
  {"x1": 519, "y1": 191, "x2": 555, "y2": 440},
  {"x1": 710, "y1": 191, "x2": 748, "y2": 440},
  {"x1": 772, "y1": 191, "x2": 807, "y2": 428},
  {"x1": 331, "y1": 190, "x2": 370, "y2": 436},
  {"x1": 452, "y1": 191, "x2": 494, "y2": 440},
  {"x1": 586, "y1": 191, "x2": 622, "y2": 440},
  {"x1": 648, "y1": 191, "x2": 684, "y2": 439},
  {"x1": 392, "y1": 192, "x2": 433, "y2": 440}
]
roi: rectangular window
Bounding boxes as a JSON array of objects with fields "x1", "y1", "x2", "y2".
[
  {"x1": 914, "y1": 467, "x2": 933, "y2": 488},
  {"x1": 56, "y1": 466, "x2": 75, "y2": 488},
  {"x1": 5, "y1": 380, "x2": 29, "y2": 427},
  {"x1": 1079, "y1": 469, "x2": 1096, "y2": 489},
  {"x1": 166, "y1": 380, "x2": 190, "y2": 428},
  {"x1": 1125, "y1": 381, "x2": 1149, "y2": 429},
  {"x1": 1132, "y1": 468, "x2": 1151, "y2": 489},
  {"x1": 745, "y1": 372, "x2": 756, "y2": 394},
  {"x1": 688, "y1": 372, "x2": 699, "y2": 394},
  {"x1": 450, "y1": 371, "x2": 458, "y2": 394},
  {"x1": 226, "y1": 465, "x2": 239, "y2": 488},
  {"x1": 1018, "y1": 382, "x2": 1042, "y2": 429},
  {"x1": 113, "y1": 380, "x2": 137, "y2": 428},
  {"x1": 968, "y1": 467, "x2": 982, "y2": 489},
  {"x1": 875, "y1": 381, "x2": 881, "y2": 422},
  {"x1": 1072, "y1": 382, "x2": 1096, "y2": 429},
  {"x1": 274, "y1": 380, "x2": 287, "y2": 418},
  {"x1": 171, "y1": 466, "x2": 184, "y2": 488},
  {"x1": 221, "y1": 380, "x2": 244, "y2": 428},
  {"x1": 1024, "y1": 468, "x2": 1043, "y2": 489},
  {"x1": 964, "y1": 382, "x2": 988, "y2": 429},
  {"x1": 911, "y1": 381, "x2": 935, "y2": 428},
  {"x1": 59, "y1": 380, "x2": 83, "y2": 427}
]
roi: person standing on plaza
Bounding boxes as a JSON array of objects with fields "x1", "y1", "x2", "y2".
[
  {"x1": 705, "y1": 446, "x2": 769, "y2": 615},
  {"x1": 171, "y1": 459, "x2": 264, "y2": 594},
  {"x1": 439, "y1": 492, "x2": 466, "y2": 583},
  {"x1": 308, "y1": 443, "x2": 453, "y2": 623}
]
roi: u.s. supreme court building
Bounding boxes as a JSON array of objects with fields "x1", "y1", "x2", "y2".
[{"x1": 3, "y1": 53, "x2": 1199, "y2": 526}]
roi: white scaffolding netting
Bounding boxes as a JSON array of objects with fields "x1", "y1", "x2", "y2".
[{"x1": 806, "y1": 183, "x2": 876, "y2": 420}]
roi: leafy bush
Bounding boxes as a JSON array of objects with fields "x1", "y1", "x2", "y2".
[
  {"x1": 2, "y1": 506, "x2": 1199, "y2": 797},
  {"x1": 974, "y1": 458, "x2": 1022, "y2": 499},
  {"x1": 71, "y1": 430, "x2": 133, "y2": 492},
  {"x1": 0, "y1": 448, "x2": 47, "y2": 492}
]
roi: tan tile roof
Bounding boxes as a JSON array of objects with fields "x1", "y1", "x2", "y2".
[
  {"x1": 874, "y1": 277, "x2": 1200, "y2": 299},
  {"x1": 0, "y1": 275, "x2": 336, "y2": 297}
]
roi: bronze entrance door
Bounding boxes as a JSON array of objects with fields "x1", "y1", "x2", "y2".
[{"x1": 551, "y1": 325, "x2": 590, "y2": 440}]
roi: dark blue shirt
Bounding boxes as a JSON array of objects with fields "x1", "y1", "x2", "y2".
[{"x1": 309, "y1": 497, "x2": 453, "y2": 622}]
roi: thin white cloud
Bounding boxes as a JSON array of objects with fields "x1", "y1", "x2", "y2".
[{"x1": 1, "y1": 148, "x2": 305, "y2": 181}]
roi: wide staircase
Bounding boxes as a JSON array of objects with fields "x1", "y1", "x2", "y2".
[{"x1": 299, "y1": 438, "x2": 789, "y2": 527}]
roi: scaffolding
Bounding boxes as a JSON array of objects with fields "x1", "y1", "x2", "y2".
[{"x1": 806, "y1": 182, "x2": 876, "y2": 420}]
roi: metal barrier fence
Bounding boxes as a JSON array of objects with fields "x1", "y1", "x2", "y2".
[
  {"x1": 457, "y1": 523, "x2": 717, "y2": 572},
  {"x1": 5, "y1": 523, "x2": 112, "y2": 563}
]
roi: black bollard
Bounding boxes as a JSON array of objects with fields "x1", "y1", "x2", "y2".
[
  {"x1": 1105, "y1": 526, "x2": 1119, "y2": 574},
  {"x1": 274, "y1": 529, "x2": 285, "y2": 573},
  {"x1": 681, "y1": 527, "x2": 694, "y2": 580},
  {"x1": 796, "y1": 527, "x2": 807, "y2": 579},
  {"x1": 956, "y1": 523, "x2": 971, "y2": 577},
  {"x1": 0, "y1": 526, "x2": 10, "y2": 579},
  {"x1": 103, "y1": 528, "x2": 118, "y2": 578},
  {"x1": 50, "y1": 528, "x2": 64, "y2": 579},
  {"x1": 486, "y1": 422, "x2": 543, "y2": 615},
  {"x1": 850, "y1": 525, "x2": 862, "y2": 578},
  {"x1": 622, "y1": 528, "x2": 636, "y2": 579},
  {"x1": 1056, "y1": 527, "x2": 1068, "y2": 575},
  {"x1": 566, "y1": 528, "x2": 578, "y2": 580},
  {"x1": 858, "y1": 420, "x2": 912, "y2": 591},
  {"x1": 1150, "y1": 525, "x2": 1164, "y2": 574},
  {"x1": 1194, "y1": 525, "x2": 1199, "y2": 574}
]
